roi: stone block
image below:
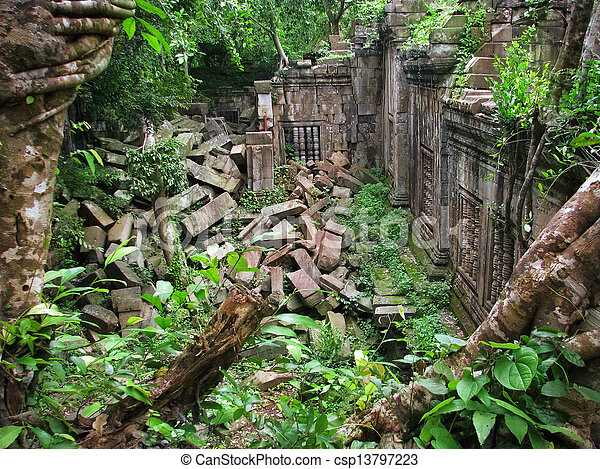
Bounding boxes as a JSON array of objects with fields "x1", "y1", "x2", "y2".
[
  {"x1": 332, "y1": 186, "x2": 352, "y2": 198},
  {"x1": 326, "y1": 311, "x2": 346, "y2": 336},
  {"x1": 335, "y1": 169, "x2": 364, "y2": 193},
  {"x1": 238, "y1": 214, "x2": 271, "y2": 242},
  {"x1": 329, "y1": 151, "x2": 350, "y2": 168},
  {"x1": 105, "y1": 261, "x2": 142, "y2": 287},
  {"x1": 298, "y1": 213, "x2": 318, "y2": 241},
  {"x1": 81, "y1": 304, "x2": 119, "y2": 334},
  {"x1": 239, "y1": 342, "x2": 288, "y2": 360},
  {"x1": 111, "y1": 287, "x2": 142, "y2": 313},
  {"x1": 263, "y1": 244, "x2": 295, "y2": 268},
  {"x1": 301, "y1": 197, "x2": 331, "y2": 219},
  {"x1": 107, "y1": 213, "x2": 133, "y2": 245},
  {"x1": 324, "y1": 218, "x2": 347, "y2": 236},
  {"x1": 350, "y1": 164, "x2": 379, "y2": 184},
  {"x1": 261, "y1": 200, "x2": 307, "y2": 218},
  {"x1": 187, "y1": 159, "x2": 241, "y2": 193},
  {"x1": 315, "y1": 295, "x2": 341, "y2": 316},
  {"x1": 285, "y1": 292, "x2": 305, "y2": 313},
  {"x1": 269, "y1": 266, "x2": 284, "y2": 296},
  {"x1": 374, "y1": 305, "x2": 416, "y2": 328},
  {"x1": 314, "y1": 174, "x2": 334, "y2": 190},
  {"x1": 290, "y1": 249, "x2": 322, "y2": 282},
  {"x1": 96, "y1": 137, "x2": 135, "y2": 153},
  {"x1": 297, "y1": 175, "x2": 323, "y2": 199},
  {"x1": 235, "y1": 249, "x2": 263, "y2": 286},
  {"x1": 182, "y1": 192, "x2": 237, "y2": 237},
  {"x1": 81, "y1": 226, "x2": 107, "y2": 254},
  {"x1": 316, "y1": 231, "x2": 342, "y2": 272},
  {"x1": 175, "y1": 132, "x2": 195, "y2": 157},
  {"x1": 319, "y1": 274, "x2": 345, "y2": 293},
  {"x1": 286, "y1": 270, "x2": 324, "y2": 307},
  {"x1": 80, "y1": 201, "x2": 114, "y2": 228},
  {"x1": 373, "y1": 295, "x2": 409, "y2": 308},
  {"x1": 229, "y1": 144, "x2": 247, "y2": 167},
  {"x1": 167, "y1": 184, "x2": 209, "y2": 213},
  {"x1": 246, "y1": 131, "x2": 273, "y2": 145},
  {"x1": 254, "y1": 232, "x2": 301, "y2": 250},
  {"x1": 190, "y1": 134, "x2": 231, "y2": 159},
  {"x1": 251, "y1": 370, "x2": 293, "y2": 391}
]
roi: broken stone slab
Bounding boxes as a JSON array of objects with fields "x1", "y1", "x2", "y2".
[
  {"x1": 253, "y1": 232, "x2": 301, "y2": 250},
  {"x1": 96, "y1": 137, "x2": 136, "y2": 153},
  {"x1": 80, "y1": 201, "x2": 115, "y2": 228},
  {"x1": 329, "y1": 151, "x2": 351, "y2": 168},
  {"x1": 175, "y1": 132, "x2": 195, "y2": 157},
  {"x1": 217, "y1": 154, "x2": 242, "y2": 178},
  {"x1": 350, "y1": 164, "x2": 380, "y2": 184},
  {"x1": 81, "y1": 304, "x2": 119, "y2": 334},
  {"x1": 301, "y1": 197, "x2": 331, "y2": 219},
  {"x1": 319, "y1": 274, "x2": 345, "y2": 293},
  {"x1": 239, "y1": 342, "x2": 288, "y2": 360},
  {"x1": 119, "y1": 303, "x2": 159, "y2": 337},
  {"x1": 269, "y1": 266, "x2": 284, "y2": 296},
  {"x1": 204, "y1": 118, "x2": 227, "y2": 138},
  {"x1": 314, "y1": 174, "x2": 334, "y2": 190},
  {"x1": 290, "y1": 249, "x2": 322, "y2": 282},
  {"x1": 326, "y1": 311, "x2": 347, "y2": 336},
  {"x1": 286, "y1": 270, "x2": 325, "y2": 308},
  {"x1": 284, "y1": 292, "x2": 305, "y2": 312},
  {"x1": 298, "y1": 213, "x2": 318, "y2": 241},
  {"x1": 332, "y1": 186, "x2": 352, "y2": 198},
  {"x1": 235, "y1": 248, "x2": 263, "y2": 287},
  {"x1": 316, "y1": 295, "x2": 341, "y2": 316},
  {"x1": 81, "y1": 226, "x2": 107, "y2": 254},
  {"x1": 271, "y1": 219, "x2": 295, "y2": 235},
  {"x1": 187, "y1": 159, "x2": 241, "y2": 193},
  {"x1": 156, "y1": 120, "x2": 176, "y2": 141},
  {"x1": 182, "y1": 192, "x2": 237, "y2": 237},
  {"x1": 375, "y1": 305, "x2": 416, "y2": 328},
  {"x1": 104, "y1": 151, "x2": 127, "y2": 167},
  {"x1": 229, "y1": 144, "x2": 247, "y2": 167},
  {"x1": 324, "y1": 218, "x2": 347, "y2": 236},
  {"x1": 373, "y1": 295, "x2": 410, "y2": 308},
  {"x1": 331, "y1": 266, "x2": 350, "y2": 280},
  {"x1": 261, "y1": 200, "x2": 307, "y2": 218},
  {"x1": 167, "y1": 184, "x2": 209, "y2": 214},
  {"x1": 189, "y1": 134, "x2": 231, "y2": 159},
  {"x1": 111, "y1": 287, "x2": 143, "y2": 313},
  {"x1": 297, "y1": 174, "x2": 323, "y2": 199},
  {"x1": 238, "y1": 214, "x2": 271, "y2": 243},
  {"x1": 105, "y1": 260, "x2": 142, "y2": 288},
  {"x1": 107, "y1": 213, "x2": 133, "y2": 245},
  {"x1": 316, "y1": 231, "x2": 343, "y2": 272},
  {"x1": 251, "y1": 371, "x2": 294, "y2": 391},
  {"x1": 263, "y1": 244, "x2": 295, "y2": 268},
  {"x1": 335, "y1": 169, "x2": 364, "y2": 193},
  {"x1": 203, "y1": 154, "x2": 226, "y2": 171}
]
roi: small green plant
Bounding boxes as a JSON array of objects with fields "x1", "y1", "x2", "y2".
[
  {"x1": 312, "y1": 322, "x2": 345, "y2": 366},
  {"x1": 397, "y1": 312, "x2": 448, "y2": 353},
  {"x1": 50, "y1": 207, "x2": 86, "y2": 267},
  {"x1": 405, "y1": 0, "x2": 460, "y2": 47}
]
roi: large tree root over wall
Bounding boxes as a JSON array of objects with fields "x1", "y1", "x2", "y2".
[
  {"x1": 349, "y1": 167, "x2": 600, "y2": 446},
  {"x1": 80, "y1": 286, "x2": 273, "y2": 448}
]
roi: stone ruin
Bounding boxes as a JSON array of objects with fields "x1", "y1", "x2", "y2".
[{"x1": 53, "y1": 0, "x2": 600, "y2": 340}]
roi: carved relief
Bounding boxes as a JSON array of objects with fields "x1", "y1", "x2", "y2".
[{"x1": 458, "y1": 190, "x2": 481, "y2": 289}]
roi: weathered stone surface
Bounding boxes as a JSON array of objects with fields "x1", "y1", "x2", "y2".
[
  {"x1": 316, "y1": 231, "x2": 342, "y2": 272},
  {"x1": 175, "y1": 132, "x2": 195, "y2": 157},
  {"x1": 324, "y1": 218, "x2": 347, "y2": 236},
  {"x1": 246, "y1": 131, "x2": 273, "y2": 145},
  {"x1": 229, "y1": 144, "x2": 247, "y2": 167},
  {"x1": 187, "y1": 159, "x2": 241, "y2": 192},
  {"x1": 107, "y1": 213, "x2": 133, "y2": 244},
  {"x1": 290, "y1": 249, "x2": 322, "y2": 281},
  {"x1": 81, "y1": 226, "x2": 106, "y2": 254},
  {"x1": 251, "y1": 371, "x2": 294, "y2": 391},
  {"x1": 319, "y1": 274, "x2": 345, "y2": 293},
  {"x1": 80, "y1": 201, "x2": 115, "y2": 228},
  {"x1": 190, "y1": 134, "x2": 231, "y2": 159},
  {"x1": 302, "y1": 197, "x2": 331, "y2": 218},
  {"x1": 239, "y1": 342, "x2": 288, "y2": 360},
  {"x1": 332, "y1": 186, "x2": 352, "y2": 198},
  {"x1": 263, "y1": 244, "x2": 295, "y2": 268},
  {"x1": 335, "y1": 169, "x2": 364, "y2": 193},
  {"x1": 375, "y1": 305, "x2": 416, "y2": 328},
  {"x1": 104, "y1": 151, "x2": 127, "y2": 167},
  {"x1": 81, "y1": 304, "x2": 118, "y2": 334},
  {"x1": 182, "y1": 193, "x2": 237, "y2": 237},
  {"x1": 297, "y1": 174, "x2": 323, "y2": 199},
  {"x1": 254, "y1": 232, "x2": 301, "y2": 250},
  {"x1": 204, "y1": 118, "x2": 227, "y2": 138},
  {"x1": 97, "y1": 137, "x2": 135, "y2": 153},
  {"x1": 119, "y1": 303, "x2": 159, "y2": 337},
  {"x1": 315, "y1": 295, "x2": 340, "y2": 316},
  {"x1": 329, "y1": 151, "x2": 350, "y2": 168},
  {"x1": 167, "y1": 184, "x2": 209, "y2": 213},
  {"x1": 285, "y1": 292, "x2": 305, "y2": 312},
  {"x1": 373, "y1": 295, "x2": 409, "y2": 308},
  {"x1": 261, "y1": 200, "x2": 307, "y2": 218},
  {"x1": 298, "y1": 213, "x2": 318, "y2": 241},
  {"x1": 235, "y1": 248, "x2": 262, "y2": 286},
  {"x1": 111, "y1": 287, "x2": 142, "y2": 313},
  {"x1": 106, "y1": 261, "x2": 142, "y2": 288},
  {"x1": 326, "y1": 311, "x2": 347, "y2": 336},
  {"x1": 286, "y1": 270, "x2": 324, "y2": 307},
  {"x1": 350, "y1": 164, "x2": 379, "y2": 184},
  {"x1": 238, "y1": 214, "x2": 271, "y2": 242},
  {"x1": 315, "y1": 174, "x2": 334, "y2": 190},
  {"x1": 247, "y1": 144, "x2": 274, "y2": 192}
]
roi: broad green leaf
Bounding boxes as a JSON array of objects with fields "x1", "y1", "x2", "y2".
[
  {"x1": 559, "y1": 346, "x2": 585, "y2": 367},
  {"x1": 481, "y1": 340, "x2": 521, "y2": 349},
  {"x1": 573, "y1": 384, "x2": 600, "y2": 404},
  {"x1": 286, "y1": 343, "x2": 303, "y2": 362},
  {"x1": 126, "y1": 316, "x2": 144, "y2": 326},
  {"x1": 81, "y1": 402, "x2": 103, "y2": 418},
  {"x1": 154, "y1": 316, "x2": 172, "y2": 329},
  {"x1": 105, "y1": 238, "x2": 137, "y2": 266},
  {"x1": 433, "y1": 362, "x2": 454, "y2": 381},
  {"x1": 489, "y1": 397, "x2": 535, "y2": 425},
  {"x1": 274, "y1": 313, "x2": 320, "y2": 329},
  {"x1": 473, "y1": 411, "x2": 496, "y2": 446},
  {"x1": 44, "y1": 266, "x2": 85, "y2": 285},
  {"x1": 261, "y1": 325, "x2": 297, "y2": 338},
  {"x1": 539, "y1": 424, "x2": 585, "y2": 444},
  {"x1": 122, "y1": 17, "x2": 136, "y2": 39},
  {"x1": 0, "y1": 426, "x2": 22, "y2": 449},
  {"x1": 435, "y1": 334, "x2": 467, "y2": 348},
  {"x1": 31, "y1": 427, "x2": 54, "y2": 447},
  {"x1": 70, "y1": 356, "x2": 87, "y2": 374},
  {"x1": 421, "y1": 397, "x2": 465, "y2": 421},
  {"x1": 17, "y1": 356, "x2": 37, "y2": 368},
  {"x1": 137, "y1": 18, "x2": 170, "y2": 54},
  {"x1": 416, "y1": 377, "x2": 448, "y2": 395},
  {"x1": 494, "y1": 348, "x2": 538, "y2": 391},
  {"x1": 121, "y1": 380, "x2": 152, "y2": 405},
  {"x1": 528, "y1": 425, "x2": 553, "y2": 449},
  {"x1": 314, "y1": 413, "x2": 329, "y2": 435},
  {"x1": 142, "y1": 294, "x2": 163, "y2": 311},
  {"x1": 540, "y1": 380, "x2": 568, "y2": 397},
  {"x1": 26, "y1": 96, "x2": 34, "y2": 104},
  {"x1": 154, "y1": 280, "x2": 174, "y2": 301},
  {"x1": 198, "y1": 267, "x2": 220, "y2": 284},
  {"x1": 504, "y1": 413, "x2": 527, "y2": 444},
  {"x1": 430, "y1": 425, "x2": 460, "y2": 449},
  {"x1": 571, "y1": 132, "x2": 600, "y2": 148},
  {"x1": 456, "y1": 372, "x2": 487, "y2": 403},
  {"x1": 28, "y1": 303, "x2": 63, "y2": 316},
  {"x1": 135, "y1": 0, "x2": 167, "y2": 19}
]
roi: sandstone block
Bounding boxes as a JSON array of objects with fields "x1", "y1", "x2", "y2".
[
  {"x1": 182, "y1": 192, "x2": 237, "y2": 237},
  {"x1": 111, "y1": 287, "x2": 142, "y2": 313},
  {"x1": 81, "y1": 304, "x2": 119, "y2": 334},
  {"x1": 261, "y1": 200, "x2": 307, "y2": 218},
  {"x1": 316, "y1": 231, "x2": 342, "y2": 272},
  {"x1": 80, "y1": 201, "x2": 114, "y2": 228},
  {"x1": 81, "y1": 226, "x2": 107, "y2": 254},
  {"x1": 107, "y1": 213, "x2": 133, "y2": 244}
]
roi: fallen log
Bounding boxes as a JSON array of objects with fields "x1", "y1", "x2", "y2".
[{"x1": 80, "y1": 285, "x2": 272, "y2": 448}]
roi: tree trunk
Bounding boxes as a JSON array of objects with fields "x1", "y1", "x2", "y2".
[
  {"x1": 350, "y1": 166, "x2": 600, "y2": 443},
  {"x1": 79, "y1": 286, "x2": 273, "y2": 448},
  {"x1": 0, "y1": 0, "x2": 134, "y2": 319}
]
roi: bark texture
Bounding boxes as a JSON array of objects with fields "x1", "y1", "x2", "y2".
[
  {"x1": 79, "y1": 286, "x2": 273, "y2": 448},
  {"x1": 0, "y1": 0, "x2": 134, "y2": 319}
]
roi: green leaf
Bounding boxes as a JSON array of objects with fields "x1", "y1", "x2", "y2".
[
  {"x1": 142, "y1": 294, "x2": 163, "y2": 311},
  {"x1": 17, "y1": 356, "x2": 38, "y2": 368},
  {"x1": 456, "y1": 372, "x2": 487, "y2": 403},
  {"x1": 105, "y1": 238, "x2": 137, "y2": 266},
  {"x1": 430, "y1": 425, "x2": 460, "y2": 449},
  {"x1": 473, "y1": 411, "x2": 496, "y2": 446},
  {"x1": 273, "y1": 313, "x2": 320, "y2": 329},
  {"x1": 481, "y1": 340, "x2": 521, "y2": 349},
  {"x1": 137, "y1": 18, "x2": 170, "y2": 54},
  {"x1": 286, "y1": 343, "x2": 303, "y2": 362},
  {"x1": 528, "y1": 425, "x2": 553, "y2": 449},
  {"x1": 314, "y1": 413, "x2": 329, "y2": 434},
  {"x1": 154, "y1": 316, "x2": 172, "y2": 329},
  {"x1": 494, "y1": 347, "x2": 538, "y2": 391},
  {"x1": 0, "y1": 426, "x2": 22, "y2": 449},
  {"x1": 489, "y1": 397, "x2": 535, "y2": 425},
  {"x1": 573, "y1": 384, "x2": 600, "y2": 404},
  {"x1": 540, "y1": 380, "x2": 568, "y2": 397},
  {"x1": 261, "y1": 325, "x2": 297, "y2": 338},
  {"x1": 559, "y1": 346, "x2": 585, "y2": 367},
  {"x1": 570, "y1": 132, "x2": 600, "y2": 148},
  {"x1": 126, "y1": 316, "x2": 144, "y2": 326},
  {"x1": 154, "y1": 280, "x2": 174, "y2": 301},
  {"x1": 435, "y1": 334, "x2": 467, "y2": 348},
  {"x1": 26, "y1": 95, "x2": 35, "y2": 104},
  {"x1": 122, "y1": 17, "x2": 136, "y2": 39},
  {"x1": 433, "y1": 362, "x2": 454, "y2": 381},
  {"x1": 416, "y1": 377, "x2": 448, "y2": 395},
  {"x1": 121, "y1": 380, "x2": 152, "y2": 405},
  {"x1": 198, "y1": 267, "x2": 220, "y2": 284},
  {"x1": 135, "y1": 0, "x2": 167, "y2": 19},
  {"x1": 31, "y1": 427, "x2": 54, "y2": 447},
  {"x1": 81, "y1": 402, "x2": 103, "y2": 418},
  {"x1": 504, "y1": 413, "x2": 527, "y2": 444},
  {"x1": 539, "y1": 424, "x2": 585, "y2": 444},
  {"x1": 70, "y1": 356, "x2": 87, "y2": 374}
]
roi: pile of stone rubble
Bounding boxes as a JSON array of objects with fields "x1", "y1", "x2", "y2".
[{"x1": 52, "y1": 115, "x2": 412, "y2": 349}]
